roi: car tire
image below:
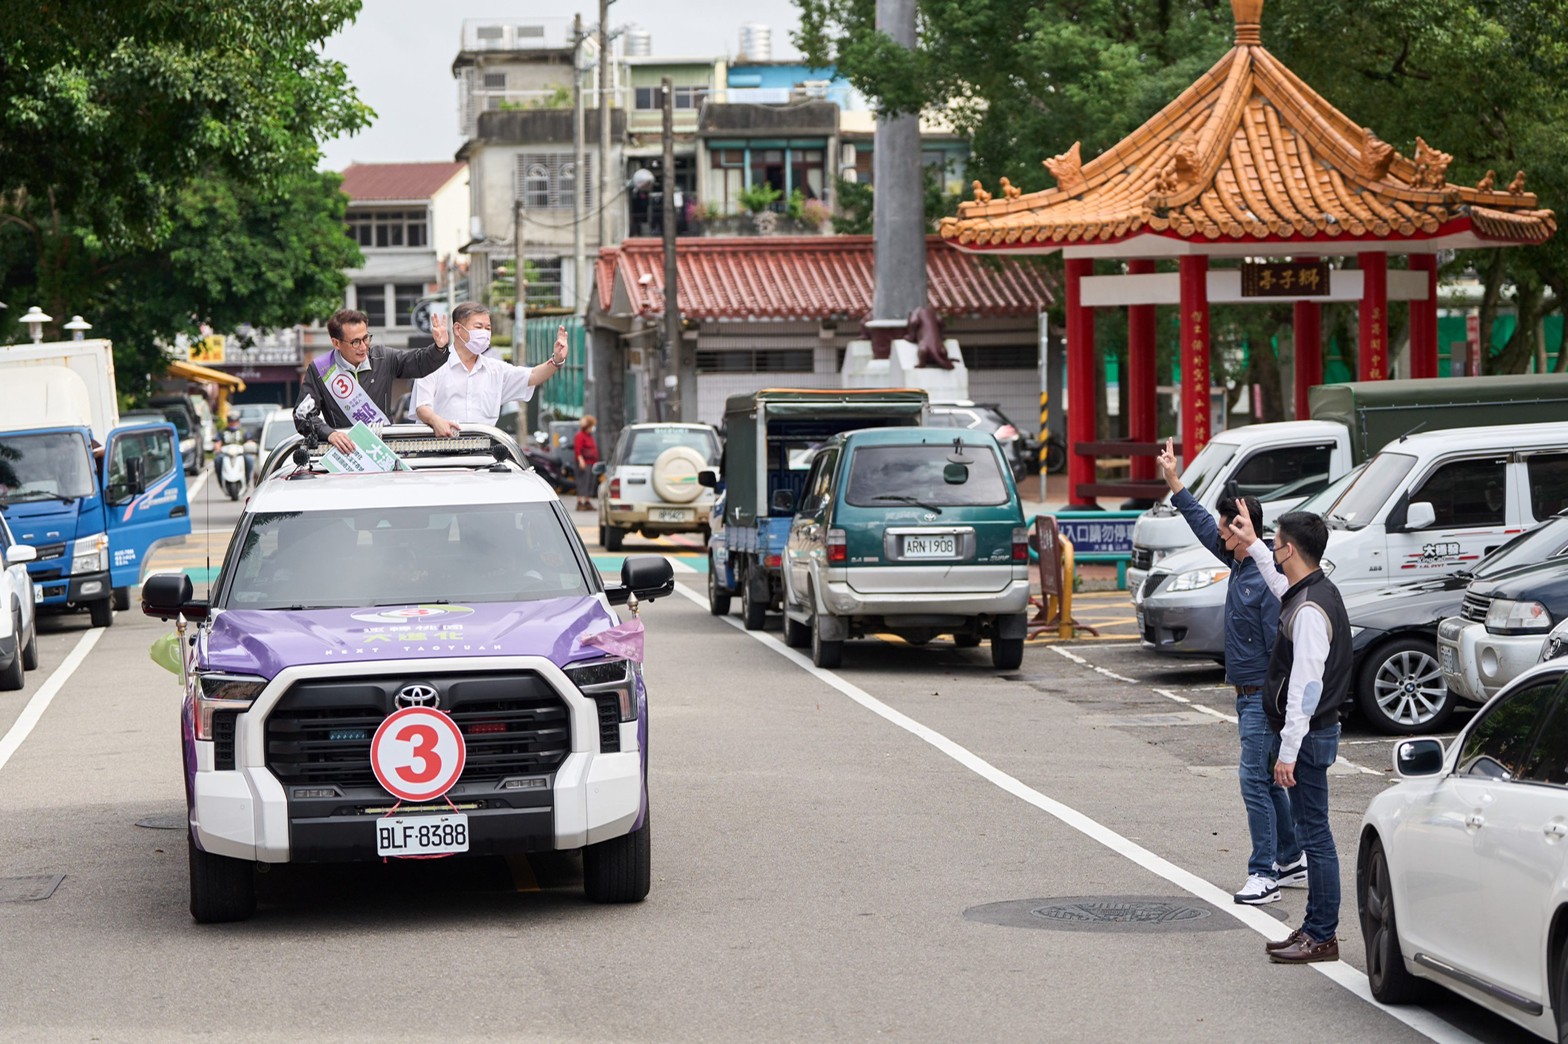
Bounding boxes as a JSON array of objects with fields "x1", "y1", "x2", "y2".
[
  {"x1": 954, "y1": 633, "x2": 981, "y2": 649},
  {"x1": 20, "y1": 618, "x2": 38, "y2": 671},
  {"x1": 1556, "y1": 941, "x2": 1568, "y2": 1043},
  {"x1": 1359, "y1": 837, "x2": 1430, "y2": 1004},
  {"x1": 991, "y1": 636, "x2": 1024, "y2": 670},
  {"x1": 113, "y1": 586, "x2": 130, "y2": 612},
  {"x1": 811, "y1": 611, "x2": 842, "y2": 669},
  {"x1": 784, "y1": 613, "x2": 810, "y2": 648},
  {"x1": 741, "y1": 570, "x2": 766, "y2": 631},
  {"x1": 1356, "y1": 637, "x2": 1453, "y2": 735},
  {"x1": 583, "y1": 808, "x2": 651, "y2": 904},
  {"x1": 0, "y1": 611, "x2": 23, "y2": 691},
  {"x1": 89, "y1": 596, "x2": 114, "y2": 629},
  {"x1": 188, "y1": 833, "x2": 256, "y2": 924},
  {"x1": 707, "y1": 554, "x2": 732, "y2": 616},
  {"x1": 603, "y1": 524, "x2": 624, "y2": 552}
]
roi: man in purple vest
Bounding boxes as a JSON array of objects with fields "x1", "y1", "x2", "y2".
[{"x1": 295, "y1": 308, "x2": 451, "y2": 454}]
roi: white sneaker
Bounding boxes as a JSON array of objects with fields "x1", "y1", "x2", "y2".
[
  {"x1": 1274, "y1": 855, "x2": 1308, "y2": 888},
  {"x1": 1233, "y1": 874, "x2": 1280, "y2": 905}
]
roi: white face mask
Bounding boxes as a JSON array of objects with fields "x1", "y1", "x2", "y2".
[{"x1": 463, "y1": 327, "x2": 492, "y2": 354}]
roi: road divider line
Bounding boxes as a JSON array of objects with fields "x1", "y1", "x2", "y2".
[
  {"x1": 674, "y1": 579, "x2": 1472, "y2": 1044},
  {"x1": 0, "y1": 628, "x2": 105, "y2": 776}
]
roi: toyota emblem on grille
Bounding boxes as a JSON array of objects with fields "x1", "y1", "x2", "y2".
[{"x1": 395, "y1": 684, "x2": 440, "y2": 709}]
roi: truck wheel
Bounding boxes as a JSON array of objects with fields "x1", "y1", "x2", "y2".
[
  {"x1": 21, "y1": 619, "x2": 38, "y2": 671},
  {"x1": 0, "y1": 611, "x2": 23, "y2": 691},
  {"x1": 811, "y1": 611, "x2": 842, "y2": 669},
  {"x1": 113, "y1": 587, "x2": 130, "y2": 612},
  {"x1": 89, "y1": 597, "x2": 114, "y2": 629},
  {"x1": 991, "y1": 636, "x2": 1024, "y2": 670},
  {"x1": 583, "y1": 809, "x2": 651, "y2": 903},
  {"x1": 187, "y1": 834, "x2": 256, "y2": 923},
  {"x1": 741, "y1": 572, "x2": 767, "y2": 630},
  {"x1": 707, "y1": 554, "x2": 732, "y2": 616},
  {"x1": 1356, "y1": 637, "x2": 1453, "y2": 735},
  {"x1": 603, "y1": 524, "x2": 624, "y2": 552},
  {"x1": 784, "y1": 613, "x2": 810, "y2": 648}
]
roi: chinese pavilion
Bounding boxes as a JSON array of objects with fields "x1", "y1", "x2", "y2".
[{"x1": 939, "y1": 0, "x2": 1555, "y2": 506}]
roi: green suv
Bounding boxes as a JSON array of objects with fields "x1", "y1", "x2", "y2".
[{"x1": 779, "y1": 427, "x2": 1031, "y2": 669}]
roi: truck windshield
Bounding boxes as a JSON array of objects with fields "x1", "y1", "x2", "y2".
[
  {"x1": 0, "y1": 431, "x2": 96, "y2": 501},
  {"x1": 845, "y1": 445, "x2": 1010, "y2": 507},
  {"x1": 221, "y1": 503, "x2": 589, "y2": 610},
  {"x1": 1329, "y1": 451, "x2": 1417, "y2": 527},
  {"x1": 1175, "y1": 441, "x2": 1237, "y2": 501}
]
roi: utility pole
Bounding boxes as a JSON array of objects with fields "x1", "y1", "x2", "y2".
[
  {"x1": 596, "y1": 0, "x2": 613, "y2": 251},
  {"x1": 513, "y1": 196, "x2": 525, "y2": 364},
  {"x1": 871, "y1": 0, "x2": 926, "y2": 323},
  {"x1": 660, "y1": 77, "x2": 680, "y2": 421},
  {"x1": 572, "y1": 13, "x2": 586, "y2": 315}
]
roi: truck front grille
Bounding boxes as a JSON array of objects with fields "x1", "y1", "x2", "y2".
[
  {"x1": 1130, "y1": 547, "x2": 1153, "y2": 571},
  {"x1": 1460, "y1": 592, "x2": 1492, "y2": 623},
  {"x1": 265, "y1": 673, "x2": 570, "y2": 789}
]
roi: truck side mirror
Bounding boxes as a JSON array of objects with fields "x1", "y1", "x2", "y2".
[
  {"x1": 1404, "y1": 501, "x2": 1436, "y2": 531},
  {"x1": 604, "y1": 554, "x2": 674, "y2": 604},
  {"x1": 698, "y1": 469, "x2": 718, "y2": 489},
  {"x1": 141, "y1": 571, "x2": 209, "y2": 621},
  {"x1": 592, "y1": 461, "x2": 606, "y2": 476},
  {"x1": 771, "y1": 489, "x2": 795, "y2": 513}
]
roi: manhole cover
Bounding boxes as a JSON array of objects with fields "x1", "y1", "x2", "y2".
[
  {"x1": 0, "y1": 874, "x2": 64, "y2": 903},
  {"x1": 135, "y1": 814, "x2": 186, "y2": 830},
  {"x1": 964, "y1": 896, "x2": 1241, "y2": 933}
]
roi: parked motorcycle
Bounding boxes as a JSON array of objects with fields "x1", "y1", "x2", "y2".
[
  {"x1": 523, "y1": 432, "x2": 575, "y2": 493},
  {"x1": 218, "y1": 442, "x2": 247, "y2": 500}
]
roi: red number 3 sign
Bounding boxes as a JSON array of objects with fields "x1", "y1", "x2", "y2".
[{"x1": 371, "y1": 707, "x2": 467, "y2": 802}]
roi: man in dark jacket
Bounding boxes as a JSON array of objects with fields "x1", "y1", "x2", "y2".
[
  {"x1": 1156, "y1": 439, "x2": 1302, "y2": 907},
  {"x1": 1232, "y1": 508, "x2": 1351, "y2": 965},
  {"x1": 295, "y1": 308, "x2": 451, "y2": 454}
]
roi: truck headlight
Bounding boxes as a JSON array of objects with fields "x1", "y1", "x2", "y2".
[
  {"x1": 1164, "y1": 567, "x2": 1231, "y2": 592},
  {"x1": 565, "y1": 657, "x2": 637, "y2": 721},
  {"x1": 72, "y1": 534, "x2": 108, "y2": 575},
  {"x1": 1485, "y1": 599, "x2": 1552, "y2": 635},
  {"x1": 194, "y1": 673, "x2": 268, "y2": 740}
]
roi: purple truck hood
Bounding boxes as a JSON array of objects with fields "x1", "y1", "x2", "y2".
[{"x1": 204, "y1": 598, "x2": 617, "y2": 678}]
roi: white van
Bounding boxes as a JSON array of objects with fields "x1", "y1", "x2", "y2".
[{"x1": 1315, "y1": 421, "x2": 1568, "y2": 595}]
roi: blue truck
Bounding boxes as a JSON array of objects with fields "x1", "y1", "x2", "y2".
[
  {"x1": 704, "y1": 388, "x2": 929, "y2": 629},
  {"x1": 0, "y1": 340, "x2": 191, "y2": 627}
]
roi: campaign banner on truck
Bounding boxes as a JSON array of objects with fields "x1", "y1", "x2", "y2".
[{"x1": 321, "y1": 423, "x2": 403, "y2": 473}]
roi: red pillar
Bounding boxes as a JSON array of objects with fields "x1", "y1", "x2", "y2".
[
  {"x1": 1293, "y1": 302, "x2": 1322, "y2": 420},
  {"x1": 1409, "y1": 254, "x2": 1439, "y2": 379},
  {"x1": 1359, "y1": 252, "x2": 1389, "y2": 381},
  {"x1": 1065, "y1": 257, "x2": 1097, "y2": 508},
  {"x1": 1179, "y1": 256, "x2": 1210, "y2": 466},
  {"x1": 1127, "y1": 259, "x2": 1157, "y2": 481}
]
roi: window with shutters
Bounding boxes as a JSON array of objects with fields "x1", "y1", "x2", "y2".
[{"x1": 515, "y1": 153, "x2": 593, "y2": 210}]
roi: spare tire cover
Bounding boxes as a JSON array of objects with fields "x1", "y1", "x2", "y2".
[{"x1": 651, "y1": 445, "x2": 707, "y2": 503}]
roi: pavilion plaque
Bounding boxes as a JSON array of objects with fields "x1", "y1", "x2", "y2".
[{"x1": 1241, "y1": 259, "x2": 1330, "y2": 297}]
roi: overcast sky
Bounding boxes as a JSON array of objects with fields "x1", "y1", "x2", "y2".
[{"x1": 318, "y1": 0, "x2": 805, "y2": 171}]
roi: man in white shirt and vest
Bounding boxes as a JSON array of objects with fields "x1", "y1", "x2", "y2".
[
  {"x1": 296, "y1": 307, "x2": 453, "y2": 454},
  {"x1": 413, "y1": 302, "x2": 569, "y2": 435}
]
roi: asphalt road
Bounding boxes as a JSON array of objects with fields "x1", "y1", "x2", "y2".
[{"x1": 0, "y1": 470, "x2": 1529, "y2": 1042}]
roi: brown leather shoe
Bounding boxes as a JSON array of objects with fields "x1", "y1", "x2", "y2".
[
  {"x1": 1268, "y1": 934, "x2": 1339, "y2": 963},
  {"x1": 1264, "y1": 928, "x2": 1305, "y2": 953}
]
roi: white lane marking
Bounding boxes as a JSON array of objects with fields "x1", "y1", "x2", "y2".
[
  {"x1": 0, "y1": 628, "x2": 105, "y2": 775},
  {"x1": 187, "y1": 467, "x2": 210, "y2": 503},
  {"x1": 674, "y1": 580, "x2": 1473, "y2": 1044},
  {"x1": 1060, "y1": 647, "x2": 1382, "y2": 776},
  {"x1": 1078, "y1": 641, "x2": 1145, "y2": 649}
]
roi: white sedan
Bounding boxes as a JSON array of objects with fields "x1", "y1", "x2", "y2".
[
  {"x1": 1358, "y1": 658, "x2": 1568, "y2": 1039},
  {"x1": 0, "y1": 511, "x2": 39, "y2": 690}
]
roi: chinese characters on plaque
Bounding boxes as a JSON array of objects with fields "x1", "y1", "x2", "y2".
[{"x1": 1240, "y1": 260, "x2": 1331, "y2": 297}]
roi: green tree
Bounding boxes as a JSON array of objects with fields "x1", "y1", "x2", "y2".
[{"x1": 0, "y1": 0, "x2": 372, "y2": 392}]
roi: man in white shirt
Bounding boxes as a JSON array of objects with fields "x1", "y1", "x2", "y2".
[{"x1": 413, "y1": 302, "x2": 569, "y2": 435}]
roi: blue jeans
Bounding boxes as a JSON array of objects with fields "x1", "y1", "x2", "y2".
[
  {"x1": 1287, "y1": 725, "x2": 1341, "y2": 941},
  {"x1": 1237, "y1": 693, "x2": 1301, "y2": 878}
]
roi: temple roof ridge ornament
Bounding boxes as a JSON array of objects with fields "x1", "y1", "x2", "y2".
[{"x1": 940, "y1": 0, "x2": 1554, "y2": 255}]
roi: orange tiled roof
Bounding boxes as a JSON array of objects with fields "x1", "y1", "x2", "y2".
[
  {"x1": 941, "y1": 2, "x2": 1554, "y2": 252},
  {"x1": 340, "y1": 162, "x2": 466, "y2": 202},
  {"x1": 596, "y1": 236, "x2": 1054, "y2": 321}
]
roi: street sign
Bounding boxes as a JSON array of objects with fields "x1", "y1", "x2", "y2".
[{"x1": 370, "y1": 706, "x2": 466, "y2": 802}]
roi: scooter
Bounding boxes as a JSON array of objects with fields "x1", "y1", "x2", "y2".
[
  {"x1": 523, "y1": 432, "x2": 575, "y2": 493},
  {"x1": 219, "y1": 442, "x2": 247, "y2": 500}
]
